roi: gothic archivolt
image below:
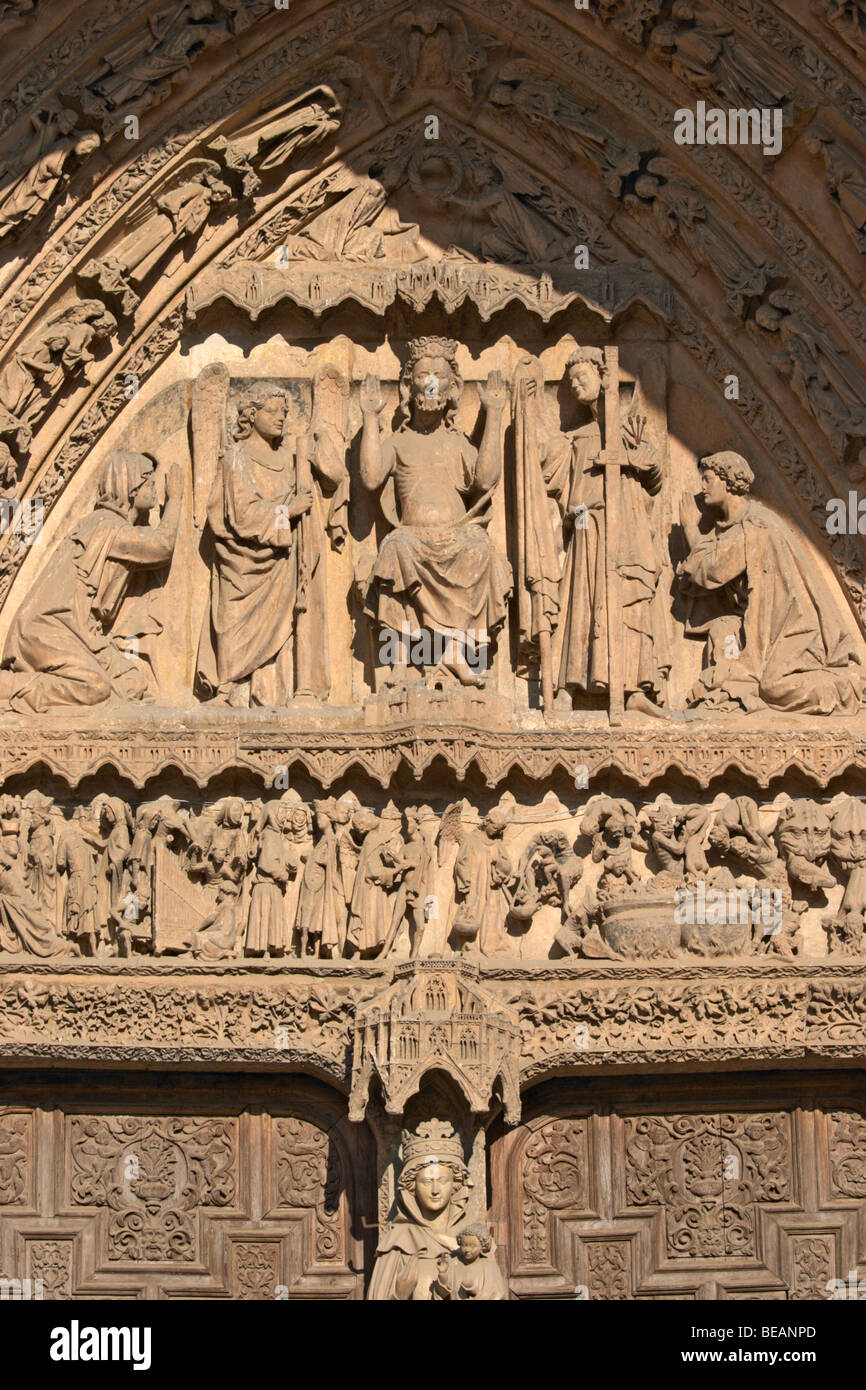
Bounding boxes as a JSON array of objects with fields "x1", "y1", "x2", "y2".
[{"x1": 1, "y1": 0, "x2": 866, "y2": 1304}]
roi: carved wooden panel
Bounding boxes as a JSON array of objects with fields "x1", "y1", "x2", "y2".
[
  {"x1": 491, "y1": 1077, "x2": 866, "y2": 1300},
  {"x1": 0, "y1": 1074, "x2": 373, "y2": 1299}
]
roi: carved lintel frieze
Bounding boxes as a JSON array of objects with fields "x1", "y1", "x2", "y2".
[
  {"x1": 0, "y1": 961, "x2": 864, "y2": 1082},
  {"x1": 0, "y1": 721, "x2": 862, "y2": 790}
]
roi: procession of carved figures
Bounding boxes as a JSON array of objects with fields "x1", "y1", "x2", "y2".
[
  {"x1": 3, "y1": 785, "x2": 866, "y2": 962},
  {"x1": 0, "y1": 333, "x2": 863, "y2": 720}
]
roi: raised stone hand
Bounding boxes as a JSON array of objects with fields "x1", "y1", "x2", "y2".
[
  {"x1": 360, "y1": 373, "x2": 386, "y2": 417},
  {"x1": 479, "y1": 368, "x2": 508, "y2": 410},
  {"x1": 678, "y1": 489, "x2": 702, "y2": 552},
  {"x1": 164, "y1": 462, "x2": 184, "y2": 501}
]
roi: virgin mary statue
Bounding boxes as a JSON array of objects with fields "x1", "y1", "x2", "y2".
[{"x1": 367, "y1": 1120, "x2": 469, "y2": 1301}]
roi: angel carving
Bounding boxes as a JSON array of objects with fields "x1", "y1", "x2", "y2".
[
  {"x1": 80, "y1": 158, "x2": 232, "y2": 314},
  {"x1": 193, "y1": 365, "x2": 348, "y2": 707},
  {"x1": 749, "y1": 289, "x2": 866, "y2": 457},
  {"x1": 378, "y1": 5, "x2": 493, "y2": 99},
  {"x1": 208, "y1": 83, "x2": 342, "y2": 197}
]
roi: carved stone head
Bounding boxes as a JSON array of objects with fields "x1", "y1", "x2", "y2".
[
  {"x1": 96, "y1": 451, "x2": 158, "y2": 517},
  {"x1": 399, "y1": 336, "x2": 461, "y2": 427},
  {"x1": 565, "y1": 345, "x2": 603, "y2": 405},
  {"x1": 398, "y1": 1119, "x2": 469, "y2": 1226},
  {"x1": 234, "y1": 384, "x2": 287, "y2": 444},
  {"x1": 699, "y1": 451, "x2": 754, "y2": 505}
]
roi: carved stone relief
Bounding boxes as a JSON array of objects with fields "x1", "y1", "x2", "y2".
[
  {"x1": 1, "y1": 785, "x2": 865, "y2": 966},
  {"x1": 0, "y1": 0, "x2": 865, "y2": 1305}
]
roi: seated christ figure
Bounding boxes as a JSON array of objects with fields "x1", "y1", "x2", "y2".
[{"x1": 360, "y1": 336, "x2": 511, "y2": 687}]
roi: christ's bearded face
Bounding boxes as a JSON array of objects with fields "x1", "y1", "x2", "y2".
[{"x1": 411, "y1": 356, "x2": 452, "y2": 416}]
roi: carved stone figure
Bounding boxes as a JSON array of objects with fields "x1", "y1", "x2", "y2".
[
  {"x1": 345, "y1": 804, "x2": 403, "y2": 959},
  {"x1": 192, "y1": 797, "x2": 250, "y2": 961},
  {"x1": 1, "y1": 453, "x2": 181, "y2": 711},
  {"x1": 117, "y1": 802, "x2": 160, "y2": 954},
  {"x1": 678, "y1": 452, "x2": 863, "y2": 714},
  {"x1": 80, "y1": 160, "x2": 232, "y2": 315},
  {"x1": 824, "y1": 798, "x2": 866, "y2": 954},
  {"x1": 294, "y1": 795, "x2": 357, "y2": 959},
  {"x1": 450, "y1": 805, "x2": 516, "y2": 956},
  {"x1": 0, "y1": 107, "x2": 100, "y2": 241},
  {"x1": 750, "y1": 291, "x2": 866, "y2": 457},
  {"x1": 379, "y1": 5, "x2": 492, "y2": 98},
  {"x1": 269, "y1": 158, "x2": 428, "y2": 264},
  {"x1": 196, "y1": 381, "x2": 346, "y2": 706},
  {"x1": 209, "y1": 85, "x2": 341, "y2": 197},
  {"x1": 279, "y1": 789, "x2": 312, "y2": 945},
  {"x1": 0, "y1": 846, "x2": 62, "y2": 956},
  {"x1": 648, "y1": 0, "x2": 795, "y2": 111},
  {"x1": 96, "y1": 794, "x2": 134, "y2": 951},
  {"x1": 775, "y1": 801, "x2": 835, "y2": 896},
  {"x1": 583, "y1": 797, "x2": 640, "y2": 899},
  {"x1": 0, "y1": 300, "x2": 116, "y2": 466},
  {"x1": 801, "y1": 125, "x2": 866, "y2": 259},
  {"x1": 73, "y1": 0, "x2": 242, "y2": 134},
  {"x1": 361, "y1": 336, "x2": 511, "y2": 688},
  {"x1": 431, "y1": 1223, "x2": 508, "y2": 1300},
  {"x1": 0, "y1": 0, "x2": 37, "y2": 31},
  {"x1": 644, "y1": 797, "x2": 710, "y2": 880},
  {"x1": 488, "y1": 62, "x2": 638, "y2": 197},
  {"x1": 244, "y1": 800, "x2": 293, "y2": 957},
  {"x1": 0, "y1": 794, "x2": 21, "y2": 862},
  {"x1": 515, "y1": 347, "x2": 668, "y2": 714},
  {"x1": 368, "y1": 1120, "x2": 471, "y2": 1300},
  {"x1": 629, "y1": 160, "x2": 775, "y2": 320},
  {"x1": 380, "y1": 805, "x2": 436, "y2": 960},
  {"x1": 707, "y1": 796, "x2": 796, "y2": 956},
  {"x1": 55, "y1": 807, "x2": 103, "y2": 955},
  {"x1": 813, "y1": 0, "x2": 866, "y2": 59},
  {"x1": 20, "y1": 790, "x2": 57, "y2": 921}
]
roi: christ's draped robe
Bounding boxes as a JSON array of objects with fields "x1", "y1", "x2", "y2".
[{"x1": 364, "y1": 424, "x2": 511, "y2": 638}]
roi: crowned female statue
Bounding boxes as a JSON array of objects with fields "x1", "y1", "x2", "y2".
[{"x1": 368, "y1": 1118, "x2": 507, "y2": 1300}]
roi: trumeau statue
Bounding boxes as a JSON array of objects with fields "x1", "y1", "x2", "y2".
[
  {"x1": 360, "y1": 335, "x2": 512, "y2": 688},
  {"x1": 368, "y1": 1120, "x2": 509, "y2": 1300}
]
